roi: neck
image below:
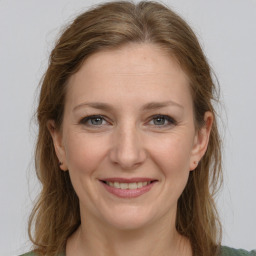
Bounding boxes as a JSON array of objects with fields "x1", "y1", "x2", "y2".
[{"x1": 66, "y1": 211, "x2": 192, "y2": 256}]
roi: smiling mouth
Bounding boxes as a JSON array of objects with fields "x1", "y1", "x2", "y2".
[
  {"x1": 101, "y1": 180, "x2": 155, "y2": 189},
  {"x1": 100, "y1": 180, "x2": 157, "y2": 190},
  {"x1": 99, "y1": 179, "x2": 158, "y2": 198}
]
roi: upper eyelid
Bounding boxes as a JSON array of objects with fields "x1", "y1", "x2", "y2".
[
  {"x1": 148, "y1": 114, "x2": 175, "y2": 121},
  {"x1": 80, "y1": 115, "x2": 109, "y2": 124},
  {"x1": 147, "y1": 115, "x2": 177, "y2": 126}
]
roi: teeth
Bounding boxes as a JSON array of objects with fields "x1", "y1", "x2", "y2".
[
  {"x1": 120, "y1": 183, "x2": 128, "y2": 189},
  {"x1": 106, "y1": 181, "x2": 151, "y2": 189},
  {"x1": 114, "y1": 182, "x2": 120, "y2": 188},
  {"x1": 128, "y1": 183, "x2": 137, "y2": 189},
  {"x1": 137, "y1": 182, "x2": 143, "y2": 188}
]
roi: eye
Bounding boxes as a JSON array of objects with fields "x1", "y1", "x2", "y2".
[
  {"x1": 79, "y1": 115, "x2": 108, "y2": 126},
  {"x1": 148, "y1": 115, "x2": 176, "y2": 127}
]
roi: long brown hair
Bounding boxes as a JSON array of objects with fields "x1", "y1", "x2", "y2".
[{"x1": 29, "y1": 1, "x2": 222, "y2": 255}]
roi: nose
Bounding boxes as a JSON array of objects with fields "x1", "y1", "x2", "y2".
[{"x1": 109, "y1": 124, "x2": 147, "y2": 170}]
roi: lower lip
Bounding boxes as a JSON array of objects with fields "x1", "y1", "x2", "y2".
[{"x1": 100, "y1": 181, "x2": 156, "y2": 198}]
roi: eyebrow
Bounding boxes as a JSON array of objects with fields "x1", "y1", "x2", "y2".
[
  {"x1": 73, "y1": 100, "x2": 183, "y2": 112},
  {"x1": 141, "y1": 101, "x2": 183, "y2": 110}
]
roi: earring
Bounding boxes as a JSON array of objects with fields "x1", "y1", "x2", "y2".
[{"x1": 59, "y1": 161, "x2": 63, "y2": 166}]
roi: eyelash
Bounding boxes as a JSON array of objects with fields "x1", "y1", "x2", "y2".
[
  {"x1": 79, "y1": 114, "x2": 177, "y2": 128},
  {"x1": 149, "y1": 115, "x2": 177, "y2": 127},
  {"x1": 79, "y1": 115, "x2": 108, "y2": 127}
]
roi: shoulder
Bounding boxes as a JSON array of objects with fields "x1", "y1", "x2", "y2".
[
  {"x1": 19, "y1": 253, "x2": 35, "y2": 256},
  {"x1": 19, "y1": 252, "x2": 65, "y2": 256},
  {"x1": 221, "y1": 246, "x2": 256, "y2": 256}
]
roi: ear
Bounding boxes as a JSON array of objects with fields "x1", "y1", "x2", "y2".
[
  {"x1": 47, "y1": 120, "x2": 68, "y2": 171},
  {"x1": 189, "y1": 111, "x2": 213, "y2": 171}
]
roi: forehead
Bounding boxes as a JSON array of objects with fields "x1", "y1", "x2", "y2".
[
  {"x1": 77, "y1": 43, "x2": 186, "y2": 78},
  {"x1": 66, "y1": 43, "x2": 192, "y2": 110}
]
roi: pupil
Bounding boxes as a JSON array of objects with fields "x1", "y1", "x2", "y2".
[
  {"x1": 92, "y1": 117, "x2": 102, "y2": 125},
  {"x1": 154, "y1": 117, "x2": 165, "y2": 125}
]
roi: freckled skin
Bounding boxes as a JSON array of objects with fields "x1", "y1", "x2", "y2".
[{"x1": 50, "y1": 43, "x2": 212, "y2": 256}]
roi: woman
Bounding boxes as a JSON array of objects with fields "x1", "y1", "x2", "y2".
[{"x1": 21, "y1": 1, "x2": 255, "y2": 256}]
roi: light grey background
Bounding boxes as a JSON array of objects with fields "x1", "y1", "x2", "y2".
[{"x1": 1, "y1": 0, "x2": 255, "y2": 255}]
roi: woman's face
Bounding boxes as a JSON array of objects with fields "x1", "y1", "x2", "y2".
[{"x1": 50, "y1": 43, "x2": 212, "y2": 230}]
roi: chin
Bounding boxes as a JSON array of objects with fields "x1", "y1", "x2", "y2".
[{"x1": 101, "y1": 206, "x2": 158, "y2": 231}]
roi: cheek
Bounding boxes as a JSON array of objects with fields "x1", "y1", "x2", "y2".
[
  {"x1": 149, "y1": 132, "x2": 194, "y2": 176},
  {"x1": 64, "y1": 132, "x2": 108, "y2": 174}
]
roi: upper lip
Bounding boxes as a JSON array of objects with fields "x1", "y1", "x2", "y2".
[{"x1": 99, "y1": 177, "x2": 157, "y2": 183}]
